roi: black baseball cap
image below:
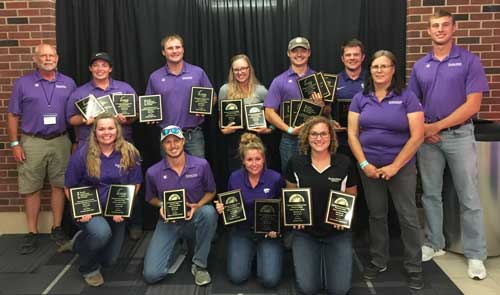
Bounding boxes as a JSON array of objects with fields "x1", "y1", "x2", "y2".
[{"x1": 89, "y1": 52, "x2": 113, "y2": 66}]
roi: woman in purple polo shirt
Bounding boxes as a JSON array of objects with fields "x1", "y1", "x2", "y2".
[
  {"x1": 215, "y1": 133, "x2": 284, "y2": 288},
  {"x1": 285, "y1": 116, "x2": 357, "y2": 295},
  {"x1": 347, "y1": 50, "x2": 425, "y2": 290},
  {"x1": 219, "y1": 54, "x2": 273, "y2": 173},
  {"x1": 63, "y1": 113, "x2": 142, "y2": 287}
]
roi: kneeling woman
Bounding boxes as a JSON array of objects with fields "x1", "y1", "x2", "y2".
[
  {"x1": 215, "y1": 133, "x2": 284, "y2": 288},
  {"x1": 64, "y1": 114, "x2": 142, "y2": 287},
  {"x1": 285, "y1": 116, "x2": 357, "y2": 295}
]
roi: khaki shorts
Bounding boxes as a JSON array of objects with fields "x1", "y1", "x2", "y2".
[{"x1": 18, "y1": 134, "x2": 71, "y2": 194}]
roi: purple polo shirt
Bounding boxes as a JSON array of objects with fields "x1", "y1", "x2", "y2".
[
  {"x1": 8, "y1": 71, "x2": 76, "y2": 135},
  {"x1": 67, "y1": 78, "x2": 137, "y2": 144},
  {"x1": 145, "y1": 62, "x2": 213, "y2": 129},
  {"x1": 64, "y1": 144, "x2": 143, "y2": 206},
  {"x1": 263, "y1": 67, "x2": 316, "y2": 111},
  {"x1": 145, "y1": 154, "x2": 216, "y2": 204},
  {"x1": 349, "y1": 88, "x2": 423, "y2": 167},
  {"x1": 409, "y1": 44, "x2": 489, "y2": 122},
  {"x1": 227, "y1": 168, "x2": 284, "y2": 228},
  {"x1": 335, "y1": 69, "x2": 367, "y2": 100}
]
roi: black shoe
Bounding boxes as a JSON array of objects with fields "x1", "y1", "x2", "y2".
[
  {"x1": 20, "y1": 232, "x2": 39, "y2": 255},
  {"x1": 50, "y1": 226, "x2": 67, "y2": 246},
  {"x1": 363, "y1": 262, "x2": 387, "y2": 280},
  {"x1": 407, "y1": 271, "x2": 424, "y2": 290}
]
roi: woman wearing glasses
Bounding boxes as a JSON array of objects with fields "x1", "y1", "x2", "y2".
[
  {"x1": 347, "y1": 50, "x2": 425, "y2": 290},
  {"x1": 63, "y1": 113, "x2": 142, "y2": 287},
  {"x1": 219, "y1": 54, "x2": 273, "y2": 173},
  {"x1": 215, "y1": 133, "x2": 284, "y2": 288},
  {"x1": 285, "y1": 116, "x2": 357, "y2": 295}
]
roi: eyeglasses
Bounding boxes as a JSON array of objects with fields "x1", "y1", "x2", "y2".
[
  {"x1": 309, "y1": 132, "x2": 330, "y2": 139},
  {"x1": 370, "y1": 64, "x2": 393, "y2": 71},
  {"x1": 162, "y1": 127, "x2": 182, "y2": 136},
  {"x1": 233, "y1": 66, "x2": 249, "y2": 73}
]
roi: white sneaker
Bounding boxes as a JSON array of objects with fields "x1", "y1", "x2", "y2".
[
  {"x1": 422, "y1": 245, "x2": 446, "y2": 262},
  {"x1": 468, "y1": 259, "x2": 487, "y2": 280}
]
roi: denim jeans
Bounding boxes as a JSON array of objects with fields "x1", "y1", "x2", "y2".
[
  {"x1": 292, "y1": 230, "x2": 352, "y2": 295},
  {"x1": 280, "y1": 133, "x2": 298, "y2": 173},
  {"x1": 73, "y1": 216, "x2": 126, "y2": 275},
  {"x1": 359, "y1": 163, "x2": 422, "y2": 273},
  {"x1": 417, "y1": 123, "x2": 486, "y2": 260},
  {"x1": 184, "y1": 128, "x2": 205, "y2": 158},
  {"x1": 226, "y1": 227, "x2": 283, "y2": 288},
  {"x1": 143, "y1": 205, "x2": 218, "y2": 283}
]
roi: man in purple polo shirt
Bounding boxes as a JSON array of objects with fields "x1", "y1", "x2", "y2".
[
  {"x1": 143, "y1": 125, "x2": 217, "y2": 286},
  {"x1": 409, "y1": 9, "x2": 489, "y2": 280},
  {"x1": 67, "y1": 52, "x2": 137, "y2": 147},
  {"x1": 7, "y1": 44, "x2": 76, "y2": 254},
  {"x1": 264, "y1": 36, "x2": 324, "y2": 173},
  {"x1": 145, "y1": 34, "x2": 214, "y2": 158}
]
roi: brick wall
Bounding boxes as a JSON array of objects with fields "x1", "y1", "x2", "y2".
[
  {"x1": 0, "y1": 0, "x2": 56, "y2": 213},
  {"x1": 0, "y1": 0, "x2": 499, "y2": 214},
  {"x1": 407, "y1": 0, "x2": 500, "y2": 119}
]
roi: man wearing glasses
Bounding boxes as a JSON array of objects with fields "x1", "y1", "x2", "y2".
[
  {"x1": 264, "y1": 37, "x2": 323, "y2": 173},
  {"x1": 143, "y1": 125, "x2": 217, "y2": 286},
  {"x1": 8, "y1": 44, "x2": 76, "y2": 254},
  {"x1": 409, "y1": 9, "x2": 489, "y2": 280},
  {"x1": 145, "y1": 34, "x2": 214, "y2": 158}
]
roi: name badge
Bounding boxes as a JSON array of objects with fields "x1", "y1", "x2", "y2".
[{"x1": 43, "y1": 113, "x2": 57, "y2": 125}]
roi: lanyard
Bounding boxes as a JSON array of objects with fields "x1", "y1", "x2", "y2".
[{"x1": 40, "y1": 80, "x2": 56, "y2": 108}]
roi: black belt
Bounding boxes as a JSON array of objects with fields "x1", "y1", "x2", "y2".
[
  {"x1": 182, "y1": 126, "x2": 201, "y2": 133},
  {"x1": 444, "y1": 120, "x2": 472, "y2": 132},
  {"x1": 24, "y1": 131, "x2": 67, "y2": 140}
]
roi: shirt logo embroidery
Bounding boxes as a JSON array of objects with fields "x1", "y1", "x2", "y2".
[
  {"x1": 263, "y1": 188, "x2": 270, "y2": 193},
  {"x1": 185, "y1": 173, "x2": 198, "y2": 178},
  {"x1": 55, "y1": 85, "x2": 67, "y2": 88},
  {"x1": 163, "y1": 175, "x2": 167, "y2": 179},
  {"x1": 161, "y1": 78, "x2": 166, "y2": 82},
  {"x1": 288, "y1": 79, "x2": 293, "y2": 83},
  {"x1": 114, "y1": 164, "x2": 121, "y2": 169},
  {"x1": 388, "y1": 101, "x2": 402, "y2": 104},
  {"x1": 426, "y1": 64, "x2": 431, "y2": 68},
  {"x1": 337, "y1": 86, "x2": 345, "y2": 90},
  {"x1": 328, "y1": 177, "x2": 341, "y2": 183},
  {"x1": 448, "y1": 62, "x2": 462, "y2": 67},
  {"x1": 35, "y1": 83, "x2": 40, "y2": 87},
  {"x1": 182, "y1": 76, "x2": 193, "y2": 80}
]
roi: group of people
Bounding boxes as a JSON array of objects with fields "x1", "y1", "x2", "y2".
[{"x1": 7, "y1": 8, "x2": 489, "y2": 294}]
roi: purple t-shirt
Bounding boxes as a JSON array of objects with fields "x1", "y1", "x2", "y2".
[
  {"x1": 64, "y1": 144, "x2": 143, "y2": 206},
  {"x1": 145, "y1": 154, "x2": 216, "y2": 204},
  {"x1": 349, "y1": 89, "x2": 423, "y2": 167},
  {"x1": 335, "y1": 69, "x2": 367, "y2": 100},
  {"x1": 67, "y1": 78, "x2": 137, "y2": 144},
  {"x1": 227, "y1": 168, "x2": 284, "y2": 228},
  {"x1": 263, "y1": 67, "x2": 316, "y2": 111},
  {"x1": 8, "y1": 71, "x2": 76, "y2": 135},
  {"x1": 145, "y1": 62, "x2": 213, "y2": 129},
  {"x1": 409, "y1": 44, "x2": 489, "y2": 123}
]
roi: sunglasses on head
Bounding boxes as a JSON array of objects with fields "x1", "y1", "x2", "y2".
[{"x1": 162, "y1": 127, "x2": 182, "y2": 136}]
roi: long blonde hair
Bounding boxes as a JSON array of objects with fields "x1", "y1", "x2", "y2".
[
  {"x1": 87, "y1": 113, "x2": 141, "y2": 178},
  {"x1": 226, "y1": 54, "x2": 260, "y2": 99}
]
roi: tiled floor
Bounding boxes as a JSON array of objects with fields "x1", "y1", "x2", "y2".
[{"x1": 434, "y1": 252, "x2": 500, "y2": 295}]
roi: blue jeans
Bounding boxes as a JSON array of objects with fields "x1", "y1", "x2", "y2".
[
  {"x1": 226, "y1": 227, "x2": 283, "y2": 288},
  {"x1": 74, "y1": 216, "x2": 126, "y2": 275},
  {"x1": 184, "y1": 127, "x2": 205, "y2": 158},
  {"x1": 417, "y1": 123, "x2": 486, "y2": 259},
  {"x1": 143, "y1": 205, "x2": 218, "y2": 283},
  {"x1": 292, "y1": 230, "x2": 352, "y2": 295},
  {"x1": 280, "y1": 133, "x2": 298, "y2": 173}
]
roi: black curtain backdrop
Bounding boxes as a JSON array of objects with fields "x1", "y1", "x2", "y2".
[{"x1": 56, "y1": 0, "x2": 406, "y2": 199}]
